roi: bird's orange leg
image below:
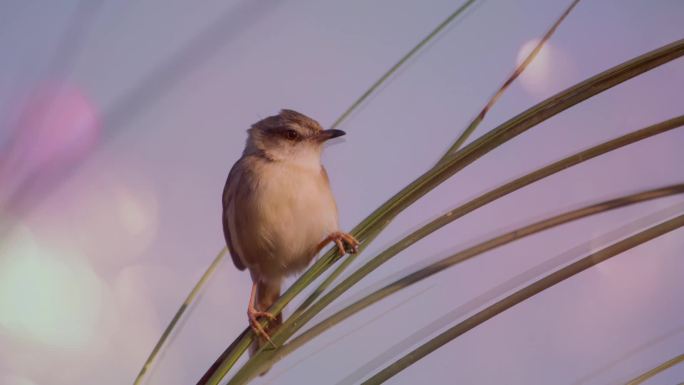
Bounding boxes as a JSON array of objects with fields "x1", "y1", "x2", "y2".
[
  {"x1": 316, "y1": 231, "x2": 360, "y2": 255},
  {"x1": 247, "y1": 282, "x2": 277, "y2": 348}
]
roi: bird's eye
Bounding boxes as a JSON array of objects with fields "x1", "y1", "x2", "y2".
[{"x1": 285, "y1": 129, "x2": 299, "y2": 140}]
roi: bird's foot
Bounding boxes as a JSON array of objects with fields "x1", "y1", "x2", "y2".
[
  {"x1": 248, "y1": 305, "x2": 277, "y2": 348},
  {"x1": 318, "y1": 231, "x2": 360, "y2": 255}
]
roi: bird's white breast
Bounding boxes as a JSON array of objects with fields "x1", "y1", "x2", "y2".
[{"x1": 242, "y1": 156, "x2": 339, "y2": 278}]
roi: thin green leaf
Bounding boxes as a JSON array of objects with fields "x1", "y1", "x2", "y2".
[
  {"x1": 329, "y1": 0, "x2": 477, "y2": 130},
  {"x1": 133, "y1": 248, "x2": 225, "y2": 385},
  {"x1": 228, "y1": 117, "x2": 684, "y2": 383},
  {"x1": 290, "y1": 38, "x2": 684, "y2": 326},
  {"x1": 291, "y1": 39, "x2": 684, "y2": 336},
  {"x1": 437, "y1": 0, "x2": 581, "y2": 162},
  {"x1": 197, "y1": 40, "x2": 684, "y2": 385},
  {"x1": 625, "y1": 352, "x2": 684, "y2": 385},
  {"x1": 363, "y1": 214, "x2": 684, "y2": 384},
  {"x1": 272, "y1": 184, "x2": 684, "y2": 362},
  {"x1": 294, "y1": 0, "x2": 582, "y2": 318}
]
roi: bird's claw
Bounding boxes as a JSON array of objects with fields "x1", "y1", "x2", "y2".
[
  {"x1": 249, "y1": 309, "x2": 276, "y2": 321},
  {"x1": 332, "y1": 231, "x2": 359, "y2": 254},
  {"x1": 248, "y1": 307, "x2": 277, "y2": 348}
]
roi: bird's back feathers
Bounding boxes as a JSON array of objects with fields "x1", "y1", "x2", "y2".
[{"x1": 222, "y1": 158, "x2": 246, "y2": 271}]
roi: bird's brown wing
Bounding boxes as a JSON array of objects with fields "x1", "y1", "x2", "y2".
[{"x1": 222, "y1": 159, "x2": 246, "y2": 271}]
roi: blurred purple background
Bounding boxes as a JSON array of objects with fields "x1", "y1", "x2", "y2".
[{"x1": 0, "y1": 1, "x2": 683, "y2": 384}]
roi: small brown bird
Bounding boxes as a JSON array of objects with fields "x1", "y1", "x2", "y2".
[{"x1": 222, "y1": 109, "x2": 358, "y2": 352}]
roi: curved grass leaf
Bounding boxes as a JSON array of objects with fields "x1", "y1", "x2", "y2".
[
  {"x1": 570, "y1": 325, "x2": 684, "y2": 385},
  {"x1": 340, "y1": 204, "x2": 684, "y2": 385},
  {"x1": 625, "y1": 352, "x2": 684, "y2": 385},
  {"x1": 197, "y1": 40, "x2": 684, "y2": 385},
  {"x1": 363, "y1": 214, "x2": 684, "y2": 384},
  {"x1": 294, "y1": 0, "x2": 582, "y2": 319},
  {"x1": 329, "y1": 0, "x2": 477, "y2": 130},
  {"x1": 436, "y1": 0, "x2": 581, "y2": 162},
  {"x1": 270, "y1": 184, "x2": 684, "y2": 363},
  {"x1": 227, "y1": 117, "x2": 684, "y2": 383},
  {"x1": 132, "y1": 249, "x2": 226, "y2": 385}
]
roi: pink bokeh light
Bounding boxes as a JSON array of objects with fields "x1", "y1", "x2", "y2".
[{"x1": 0, "y1": 82, "x2": 100, "y2": 214}]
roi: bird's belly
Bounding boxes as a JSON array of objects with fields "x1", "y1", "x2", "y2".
[{"x1": 249, "y1": 166, "x2": 338, "y2": 277}]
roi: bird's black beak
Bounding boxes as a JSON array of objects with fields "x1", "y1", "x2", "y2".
[{"x1": 316, "y1": 129, "x2": 346, "y2": 142}]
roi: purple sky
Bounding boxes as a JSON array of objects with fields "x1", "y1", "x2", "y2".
[{"x1": 1, "y1": 1, "x2": 683, "y2": 384}]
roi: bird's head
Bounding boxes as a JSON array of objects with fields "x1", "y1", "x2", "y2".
[{"x1": 245, "y1": 109, "x2": 345, "y2": 166}]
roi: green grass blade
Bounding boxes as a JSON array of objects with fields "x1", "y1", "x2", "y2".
[
  {"x1": 294, "y1": 0, "x2": 580, "y2": 317},
  {"x1": 227, "y1": 116, "x2": 684, "y2": 384},
  {"x1": 132, "y1": 248, "x2": 226, "y2": 385},
  {"x1": 625, "y1": 352, "x2": 684, "y2": 385},
  {"x1": 437, "y1": 0, "x2": 581, "y2": 162},
  {"x1": 197, "y1": 40, "x2": 684, "y2": 385},
  {"x1": 329, "y1": 0, "x2": 477, "y2": 130},
  {"x1": 273, "y1": 184, "x2": 684, "y2": 360},
  {"x1": 363, "y1": 214, "x2": 684, "y2": 384},
  {"x1": 289, "y1": 37, "x2": 684, "y2": 324}
]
